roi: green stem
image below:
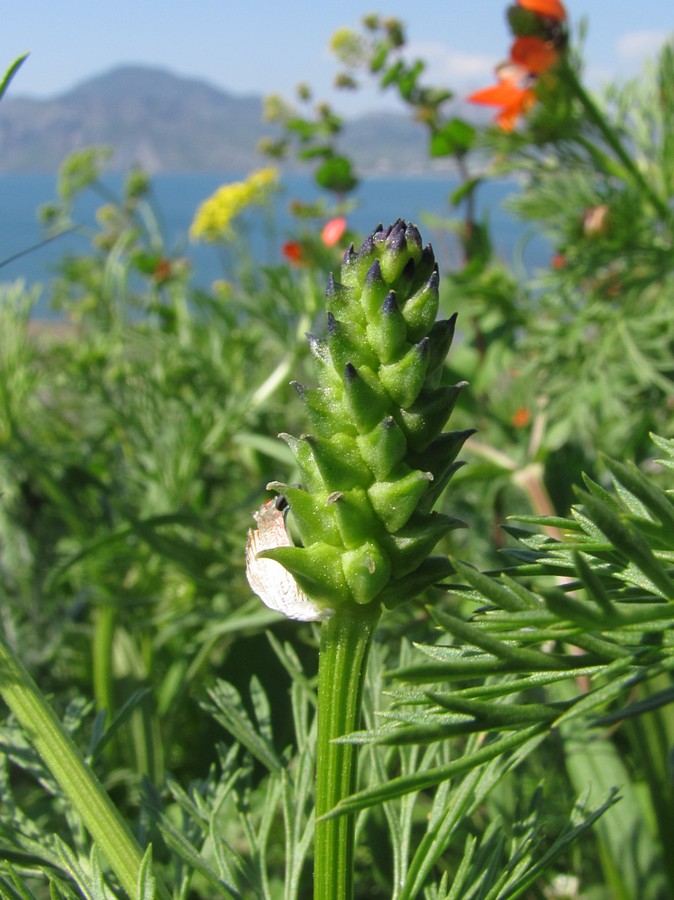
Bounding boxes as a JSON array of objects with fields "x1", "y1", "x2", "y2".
[
  {"x1": 314, "y1": 602, "x2": 381, "y2": 900},
  {"x1": 561, "y1": 64, "x2": 670, "y2": 221},
  {"x1": 0, "y1": 634, "x2": 170, "y2": 900},
  {"x1": 92, "y1": 603, "x2": 116, "y2": 719}
]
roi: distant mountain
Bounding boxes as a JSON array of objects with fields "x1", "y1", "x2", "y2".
[
  {"x1": 0, "y1": 64, "x2": 455, "y2": 176},
  {"x1": 0, "y1": 66, "x2": 272, "y2": 173}
]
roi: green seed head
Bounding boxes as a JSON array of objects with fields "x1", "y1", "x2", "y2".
[{"x1": 250, "y1": 221, "x2": 472, "y2": 617}]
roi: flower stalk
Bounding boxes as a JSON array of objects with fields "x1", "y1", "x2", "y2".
[{"x1": 314, "y1": 602, "x2": 381, "y2": 899}]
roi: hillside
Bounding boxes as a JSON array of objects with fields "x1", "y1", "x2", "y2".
[{"x1": 0, "y1": 64, "x2": 451, "y2": 175}]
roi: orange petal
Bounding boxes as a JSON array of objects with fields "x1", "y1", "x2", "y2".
[
  {"x1": 321, "y1": 216, "x2": 347, "y2": 247},
  {"x1": 496, "y1": 108, "x2": 519, "y2": 132},
  {"x1": 496, "y1": 89, "x2": 536, "y2": 131},
  {"x1": 468, "y1": 79, "x2": 525, "y2": 107},
  {"x1": 510, "y1": 36, "x2": 559, "y2": 74},
  {"x1": 517, "y1": 0, "x2": 567, "y2": 21}
]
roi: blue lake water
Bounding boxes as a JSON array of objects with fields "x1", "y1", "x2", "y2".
[{"x1": 0, "y1": 172, "x2": 550, "y2": 318}]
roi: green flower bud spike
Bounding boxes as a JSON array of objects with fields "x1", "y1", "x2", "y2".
[
  {"x1": 247, "y1": 220, "x2": 470, "y2": 614},
  {"x1": 245, "y1": 220, "x2": 472, "y2": 900}
]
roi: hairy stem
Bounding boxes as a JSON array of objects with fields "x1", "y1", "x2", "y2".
[{"x1": 314, "y1": 602, "x2": 381, "y2": 900}]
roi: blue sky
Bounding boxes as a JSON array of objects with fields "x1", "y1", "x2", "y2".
[{"x1": 5, "y1": 2, "x2": 673, "y2": 116}]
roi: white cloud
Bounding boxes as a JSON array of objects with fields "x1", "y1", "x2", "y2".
[
  {"x1": 404, "y1": 41, "x2": 495, "y2": 90},
  {"x1": 616, "y1": 30, "x2": 669, "y2": 63}
]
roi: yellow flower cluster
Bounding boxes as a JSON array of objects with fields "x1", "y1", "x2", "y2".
[
  {"x1": 190, "y1": 167, "x2": 279, "y2": 242},
  {"x1": 329, "y1": 28, "x2": 365, "y2": 67}
]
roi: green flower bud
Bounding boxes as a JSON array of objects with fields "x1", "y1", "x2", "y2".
[
  {"x1": 379, "y1": 337, "x2": 430, "y2": 408},
  {"x1": 262, "y1": 540, "x2": 348, "y2": 605},
  {"x1": 247, "y1": 221, "x2": 472, "y2": 618},
  {"x1": 342, "y1": 364, "x2": 390, "y2": 432},
  {"x1": 330, "y1": 488, "x2": 382, "y2": 548},
  {"x1": 367, "y1": 467, "x2": 434, "y2": 532},
  {"x1": 342, "y1": 541, "x2": 391, "y2": 605},
  {"x1": 360, "y1": 260, "x2": 390, "y2": 319},
  {"x1": 384, "y1": 511, "x2": 461, "y2": 578},
  {"x1": 365, "y1": 291, "x2": 407, "y2": 363},
  {"x1": 401, "y1": 266, "x2": 440, "y2": 339},
  {"x1": 303, "y1": 433, "x2": 372, "y2": 490},
  {"x1": 355, "y1": 416, "x2": 407, "y2": 480}
]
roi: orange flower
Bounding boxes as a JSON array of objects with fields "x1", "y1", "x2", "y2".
[
  {"x1": 517, "y1": 0, "x2": 567, "y2": 21},
  {"x1": 469, "y1": 0, "x2": 567, "y2": 130},
  {"x1": 510, "y1": 35, "x2": 560, "y2": 75},
  {"x1": 469, "y1": 4, "x2": 566, "y2": 131},
  {"x1": 282, "y1": 240, "x2": 304, "y2": 266},
  {"x1": 321, "y1": 216, "x2": 347, "y2": 247},
  {"x1": 468, "y1": 70, "x2": 536, "y2": 132},
  {"x1": 511, "y1": 407, "x2": 531, "y2": 428}
]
